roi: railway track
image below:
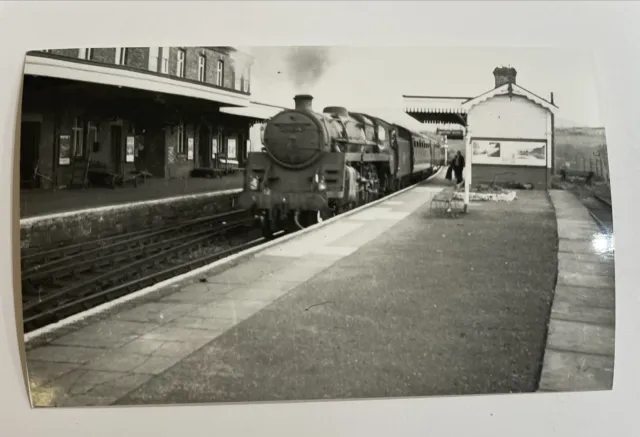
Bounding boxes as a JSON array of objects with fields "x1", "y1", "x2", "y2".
[
  {"x1": 562, "y1": 181, "x2": 614, "y2": 234},
  {"x1": 22, "y1": 169, "x2": 443, "y2": 335},
  {"x1": 21, "y1": 209, "x2": 263, "y2": 333}
]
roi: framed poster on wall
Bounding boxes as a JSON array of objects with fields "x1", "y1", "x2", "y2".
[
  {"x1": 227, "y1": 138, "x2": 237, "y2": 159},
  {"x1": 58, "y1": 134, "x2": 71, "y2": 165},
  {"x1": 187, "y1": 137, "x2": 194, "y2": 160},
  {"x1": 471, "y1": 140, "x2": 546, "y2": 166},
  {"x1": 246, "y1": 139, "x2": 251, "y2": 157},
  {"x1": 126, "y1": 136, "x2": 135, "y2": 163},
  {"x1": 211, "y1": 138, "x2": 218, "y2": 158}
]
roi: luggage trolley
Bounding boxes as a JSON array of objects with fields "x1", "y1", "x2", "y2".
[{"x1": 430, "y1": 186, "x2": 465, "y2": 218}]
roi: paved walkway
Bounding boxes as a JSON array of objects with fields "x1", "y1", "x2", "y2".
[
  {"x1": 538, "y1": 190, "x2": 615, "y2": 392},
  {"x1": 20, "y1": 173, "x2": 243, "y2": 219},
  {"x1": 26, "y1": 178, "x2": 561, "y2": 407}
]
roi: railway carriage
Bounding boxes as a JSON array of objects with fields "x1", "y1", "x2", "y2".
[{"x1": 238, "y1": 94, "x2": 443, "y2": 238}]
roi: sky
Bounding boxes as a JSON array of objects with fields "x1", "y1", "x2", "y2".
[{"x1": 240, "y1": 46, "x2": 604, "y2": 128}]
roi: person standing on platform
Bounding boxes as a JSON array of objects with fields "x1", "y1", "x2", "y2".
[
  {"x1": 451, "y1": 150, "x2": 465, "y2": 187},
  {"x1": 445, "y1": 160, "x2": 454, "y2": 182}
]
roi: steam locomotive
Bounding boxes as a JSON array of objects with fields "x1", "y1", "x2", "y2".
[{"x1": 238, "y1": 94, "x2": 444, "y2": 238}]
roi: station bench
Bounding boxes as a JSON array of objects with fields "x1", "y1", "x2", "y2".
[
  {"x1": 191, "y1": 167, "x2": 245, "y2": 179},
  {"x1": 85, "y1": 169, "x2": 151, "y2": 189}
]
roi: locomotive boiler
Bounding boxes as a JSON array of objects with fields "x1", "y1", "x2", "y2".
[{"x1": 238, "y1": 94, "x2": 442, "y2": 238}]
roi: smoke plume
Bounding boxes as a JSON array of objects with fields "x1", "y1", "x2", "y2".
[{"x1": 284, "y1": 46, "x2": 333, "y2": 93}]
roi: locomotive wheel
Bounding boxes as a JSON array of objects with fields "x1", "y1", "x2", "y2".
[
  {"x1": 260, "y1": 214, "x2": 276, "y2": 240},
  {"x1": 284, "y1": 211, "x2": 301, "y2": 233},
  {"x1": 318, "y1": 208, "x2": 334, "y2": 223},
  {"x1": 299, "y1": 209, "x2": 334, "y2": 228},
  {"x1": 386, "y1": 175, "x2": 397, "y2": 194}
]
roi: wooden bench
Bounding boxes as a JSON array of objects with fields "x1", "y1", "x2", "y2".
[
  {"x1": 191, "y1": 167, "x2": 246, "y2": 179},
  {"x1": 87, "y1": 169, "x2": 149, "y2": 189}
]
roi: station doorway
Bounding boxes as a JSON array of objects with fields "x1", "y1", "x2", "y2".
[
  {"x1": 199, "y1": 125, "x2": 210, "y2": 168},
  {"x1": 20, "y1": 121, "x2": 41, "y2": 189},
  {"x1": 111, "y1": 125, "x2": 123, "y2": 174}
]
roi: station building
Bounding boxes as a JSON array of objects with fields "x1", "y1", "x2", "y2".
[
  {"x1": 20, "y1": 47, "x2": 279, "y2": 190},
  {"x1": 403, "y1": 67, "x2": 559, "y2": 189}
]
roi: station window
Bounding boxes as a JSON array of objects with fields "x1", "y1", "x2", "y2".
[
  {"x1": 198, "y1": 55, "x2": 206, "y2": 82},
  {"x1": 176, "y1": 123, "x2": 185, "y2": 154},
  {"x1": 176, "y1": 49, "x2": 186, "y2": 78},
  {"x1": 114, "y1": 47, "x2": 127, "y2": 65},
  {"x1": 87, "y1": 122, "x2": 98, "y2": 153},
  {"x1": 216, "y1": 60, "x2": 224, "y2": 86},
  {"x1": 234, "y1": 71, "x2": 242, "y2": 91},
  {"x1": 160, "y1": 47, "x2": 170, "y2": 74},
  {"x1": 71, "y1": 119, "x2": 84, "y2": 158}
]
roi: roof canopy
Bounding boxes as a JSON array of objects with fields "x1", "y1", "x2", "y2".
[
  {"x1": 356, "y1": 106, "x2": 438, "y2": 136},
  {"x1": 403, "y1": 96, "x2": 470, "y2": 115},
  {"x1": 220, "y1": 101, "x2": 288, "y2": 120}
]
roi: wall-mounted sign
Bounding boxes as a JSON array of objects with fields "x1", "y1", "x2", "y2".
[
  {"x1": 211, "y1": 138, "x2": 218, "y2": 157},
  {"x1": 437, "y1": 128, "x2": 464, "y2": 136},
  {"x1": 187, "y1": 137, "x2": 194, "y2": 160},
  {"x1": 472, "y1": 140, "x2": 546, "y2": 167},
  {"x1": 126, "y1": 136, "x2": 135, "y2": 163},
  {"x1": 58, "y1": 134, "x2": 71, "y2": 165},
  {"x1": 168, "y1": 145, "x2": 176, "y2": 164},
  {"x1": 227, "y1": 138, "x2": 237, "y2": 159},
  {"x1": 246, "y1": 140, "x2": 251, "y2": 157}
]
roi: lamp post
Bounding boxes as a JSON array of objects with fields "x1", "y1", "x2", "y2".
[
  {"x1": 442, "y1": 134, "x2": 448, "y2": 163},
  {"x1": 463, "y1": 129, "x2": 472, "y2": 213}
]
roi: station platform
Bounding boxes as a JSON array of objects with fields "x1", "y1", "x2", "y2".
[
  {"x1": 20, "y1": 174, "x2": 244, "y2": 249},
  {"x1": 538, "y1": 190, "x2": 615, "y2": 392},
  {"x1": 20, "y1": 173, "x2": 244, "y2": 219},
  {"x1": 26, "y1": 174, "x2": 576, "y2": 407}
]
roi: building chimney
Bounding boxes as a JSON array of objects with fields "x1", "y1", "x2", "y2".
[
  {"x1": 550, "y1": 92, "x2": 555, "y2": 105},
  {"x1": 294, "y1": 94, "x2": 313, "y2": 112},
  {"x1": 493, "y1": 66, "x2": 517, "y2": 88}
]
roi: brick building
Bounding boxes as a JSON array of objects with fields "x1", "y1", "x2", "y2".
[
  {"x1": 20, "y1": 46, "x2": 268, "y2": 190},
  {"x1": 403, "y1": 66, "x2": 558, "y2": 189}
]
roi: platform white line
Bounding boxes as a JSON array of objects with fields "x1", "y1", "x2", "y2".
[
  {"x1": 259, "y1": 222, "x2": 363, "y2": 258},
  {"x1": 24, "y1": 167, "x2": 442, "y2": 343},
  {"x1": 20, "y1": 188, "x2": 243, "y2": 227}
]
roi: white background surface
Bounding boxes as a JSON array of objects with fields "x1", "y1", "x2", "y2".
[{"x1": 1, "y1": 2, "x2": 639, "y2": 436}]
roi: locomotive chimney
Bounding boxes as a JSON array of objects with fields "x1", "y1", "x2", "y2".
[{"x1": 294, "y1": 94, "x2": 313, "y2": 111}]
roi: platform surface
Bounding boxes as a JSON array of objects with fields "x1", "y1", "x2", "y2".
[
  {"x1": 20, "y1": 173, "x2": 243, "y2": 219},
  {"x1": 26, "y1": 177, "x2": 569, "y2": 407},
  {"x1": 537, "y1": 190, "x2": 615, "y2": 392}
]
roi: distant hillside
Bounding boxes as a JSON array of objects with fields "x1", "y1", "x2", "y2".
[
  {"x1": 554, "y1": 117, "x2": 583, "y2": 128},
  {"x1": 554, "y1": 126, "x2": 608, "y2": 172}
]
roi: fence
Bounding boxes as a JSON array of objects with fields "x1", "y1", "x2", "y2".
[{"x1": 556, "y1": 144, "x2": 610, "y2": 184}]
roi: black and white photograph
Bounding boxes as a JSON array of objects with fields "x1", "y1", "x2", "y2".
[{"x1": 17, "y1": 45, "x2": 615, "y2": 408}]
